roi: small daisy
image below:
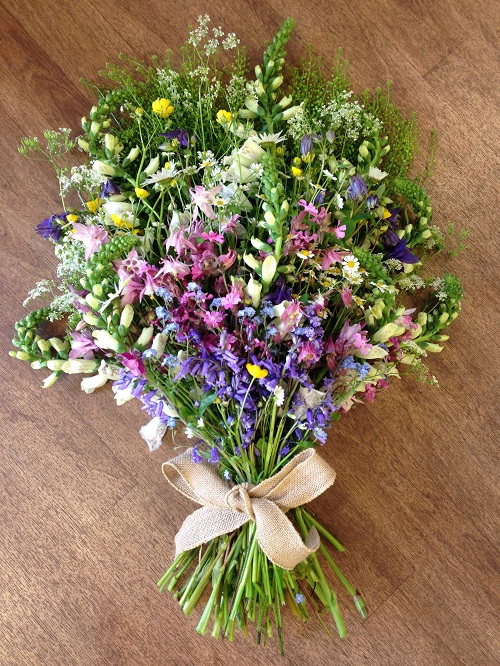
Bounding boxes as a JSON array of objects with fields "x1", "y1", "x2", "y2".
[
  {"x1": 322, "y1": 169, "x2": 337, "y2": 180},
  {"x1": 273, "y1": 386, "x2": 285, "y2": 406}
]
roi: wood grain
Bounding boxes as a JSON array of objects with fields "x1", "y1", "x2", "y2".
[{"x1": 1, "y1": 1, "x2": 499, "y2": 664}]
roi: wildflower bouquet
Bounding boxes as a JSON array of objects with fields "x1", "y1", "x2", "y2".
[{"x1": 12, "y1": 16, "x2": 462, "y2": 653}]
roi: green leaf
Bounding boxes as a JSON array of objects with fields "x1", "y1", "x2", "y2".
[{"x1": 198, "y1": 391, "x2": 217, "y2": 415}]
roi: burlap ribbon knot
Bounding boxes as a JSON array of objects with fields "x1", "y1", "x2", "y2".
[{"x1": 162, "y1": 448, "x2": 336, "y2": 570}]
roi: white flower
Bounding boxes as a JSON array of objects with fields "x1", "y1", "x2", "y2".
[
  {"x1": 342, "y1": 254, "x2": 360, "y2": 281},
  {"x1": 257, "y1": 131, "x2": 286, "y2": 144},
  {"x1": 197, "y1": 418, "x2": 205, "y2": 429},
  {"x1": 142, "y1": 165, "x2": 178, "y2": 185},
  {"x1": 139, "y1": 416, "x2": 167, "y2": 451},
  {"x1": 185, "y1": 426, "x2": 195, "y2": 439},
  {"x1": 322, "y1": 169, "x2": 337, "y2": 180},
  {"x1": 273, "y1": 386, "x2": 285, "y2": 407},
  {"x1": 335, "y1": 194, "x2": 344, "y2": 209},
  {"x1": 368, "y1": 166, "x2": 388, "y2": 180}
]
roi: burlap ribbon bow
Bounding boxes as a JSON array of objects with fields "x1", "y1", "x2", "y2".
[{"x1": 162, "y1": 448, "x2": 336, "y2": 570}]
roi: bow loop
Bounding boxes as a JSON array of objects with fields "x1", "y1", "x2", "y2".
[{"x1": 162, "y1": 448, "x2": 336, "y2": 570}]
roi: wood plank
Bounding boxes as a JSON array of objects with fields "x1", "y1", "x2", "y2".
[{"x1": 1, "y1": 0, "x2": 498, "y2": 664}]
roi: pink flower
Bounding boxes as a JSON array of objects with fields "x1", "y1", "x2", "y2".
[
  {"x1": 69, "y1": 330, "x2": 97, "y2": 359},
  {"x1": 218, "y1": 248, "x2": 237, "y2": 271},
  {"x1": 322, "y1": 249, "x2": 344, "y2": 270},
  {"x1": 220, "y1": 283, "x2": 243, "y2": 310},
  {"x1": 164, "y1": 226, "x2": 196, "y2": 256},
  {"x1": 190, "y1": 185, "x2": 222, "y2": 220},
  {"x1": 353, "y1": 332, "x2": 373, "y2": 355},
  {"x1": 334, "y1": 223, "x2": 347, "y2": 239},
  {"x1": 158, "y1": 258, "x2": 191, "y2": 279},
  {"x1": 298, "y1": 341, "x2": 320, "y2": 366},
  {"x1": 298, "y1": 199, "x2": 318, "y2": 215},
  {"x1": 203, "y1": 311, "x2": 225, "y2": 328},
  {"x1": 72, "y1": 223, "x2": 108, "y2": 259},
  {"x1": 341, "y1": 285, "x2": 352, "y2": 307},
  {"x1": 118, "y1": 352, "x2": 145, "y2": 377},
  {"x1": 364, "y1": 384, "x2": 377, "y2": 402}
]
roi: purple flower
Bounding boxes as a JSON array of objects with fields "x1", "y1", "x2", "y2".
[
  {"x1": 159, "y1": 128, "x2": 189, "y2": 148},
  {"x1": 101, "y1": 179, "x2": 121, "y2": 198},
  {"x1": 192, "y1": 446, "x2": 203, "y2": 463},
  {"x1": 209, "y1": 447, "x2": 220, "y2": 464},
  {"x1": 36, "y1": 212, "x2": 68, "y2": 241},
  {"x1": 300, "y1": 133, "x2": 320, "y2": 157},
  {"x1": 346, "y1": 175, "x2": 368, "y2": 200},
  {"x1": 366, "y1": 194, "x2": 379, "y2": 209},
  {"x1": 387, "y1": 238, "x2": 420, "y2": 264}
]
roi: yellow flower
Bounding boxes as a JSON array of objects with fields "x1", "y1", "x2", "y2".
[
  {"x1": 246, "y1": 363, "x2": 268, "y2": 379},
  {"x1": 301, "y1": 152, "x2": 315, "y2": 163},
  {"x1": 134, "y1": 187, "x2": 150, "y2": 199},
  {"x1": 291, "y1": 166, "x2": 302, "y2": 177},
  {"x1": 135, "y1": 107, "x2": 144, "y2": 116},
  {"x1": 66, "y1": 214, "x2": 78, "y2": 223},
  {"x1": 382, "y1": 208, "x2": 392, "y2": 219},
  {"x1": 86, "y1": 198, "x2": 103, "y2": 213},
  {"x1": 216, "y1": 109, "x2": 232, "y2": 124},
  {"x1": 293, "y1": 157, "x2": 302, "y2": 166},
  {"x1": 111, "y1": 214, "x2": 134, "y2": 230},
  {"x1": 152, "y1": 98, "x2": 174, "y2": 118}
]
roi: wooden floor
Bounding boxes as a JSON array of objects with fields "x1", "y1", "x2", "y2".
[{"x1": 1, "y1": 1, "x2": 499, "y2": 664}]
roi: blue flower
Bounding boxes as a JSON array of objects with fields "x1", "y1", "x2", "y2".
[
  {"x1": 346, "y1": 175, "x2": 368, "y2": 200},
  {"x1": 36, "y1": 212, "x2": 68, "y2": 241},
  {"x1": 295, "y1": 593, "x2": 304, "y2": 604},
  {"x1": 159, "y1": 128, "x2": 189, "y2": 148},
  {"x1": 100, "y1": 179, "x2": 121, "y2": 198},
  {"x1": 366, "y1": 194, "x2": 379, "y2": 209}
]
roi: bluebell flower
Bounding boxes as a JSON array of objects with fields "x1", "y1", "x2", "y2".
[
  {"x1": 192, "y1": 446, "x2": 203, "y2": 463},
  {"x1": 210, "y1": 447, "x2": 220, "y2": 464},
  {"x1": 366, "y1": 194, "x2": 379, "y2": 209}
]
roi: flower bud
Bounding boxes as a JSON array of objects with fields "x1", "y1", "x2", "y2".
[
  {"x1": 417, "y1": 311, "x2": 427, "y2": 326},
  {"x1": 281, "y1": 200, "x2": 289, "y2": 213},
  {"x1": 126, "y1": 146, "x2": 141, "y2": 162},
  {"x1": 46, "y1": 359, "x2": 66, "y2": 371},
  {"x1": 439, "y1": 312, "x2": 450, "y2": 324},
  {"x1": 90, "y1": 121, "x2": 100, "y2": 135},
  {"x1": 264, "y1": 210, "x2": 276, "y2": 228},
  {"x1": 78, "y1": 138, "x2": 90, "y2": 151},
  {"x1": 251, "y1": 237, "x2": 273, "y2": 253},
  {"x1": 271, "y1": 75, "x2": 283, "y2": 90},
  {"x1": 246, "y1": 277, "x2": 262, "y2": 308},
  {"x1": 135, "y1": 325, "x2": 154, "y2": 348},
  {"x1": 81, "y1": 372, "x2": 108, "y2": 394},
  {"x1": 152, "y1": 333, "x2": 167, "y2": 358},
  {"x1": 244, "y1": 98, "x2": 260, "y2": 114},
  {"x1": 358, "y1": 143, "x2": 370, "y2": 159},
  {"x1": 49, "y1": 337, "x2": 70, "y2": 353},
  {"x1": 85, "y1": 293, "x2": 102, "y2": 310},
  {"x1": 143, "y1": 155, "x2": 160, "y2": 176},
  {"x1": 104, "y1": 133, "x2": 118, "y2": 152},
  {"x1": 243, "y1": 253, "x2": 261, "y2": 271},
  {"x1": 83, "y1": 313, "x2": 102, "y2": 326},
  {"x1": 37, "y1": 339, "x2": 52, "y2": 352},
  {"x1": 277, "y1": 95, "x2": 292, "y2": 109},
  {"x1": 261, "y1": 255, "x2": 277, "y2": 284},
  {"x1": 281, "y1": 105, "x2": 301, "y2": 120},
  {"x1": 372, "y1": 323, "x2": 406, "y2": 343},
  {"x1": 42, "y1": 372, "x2": 60, "y2": 388},
  {"x1": 92, "y1": 160, "x2": 116, "y2": 176},
  {"x1": 16, "y1": 351, "x2": 32, "y2": 361},
  {"x1": 61, "y1": 359, "x2": 100, "y2": 374},
  {"x1": 120, "y1": 304, "x2": 134, "y2": 329},
  {"x1": 424, "y1": 343, "x2": 443, "y2": 353},
  {"x1": 92, "y1": 330, "x2": 125, "y2": 352}
]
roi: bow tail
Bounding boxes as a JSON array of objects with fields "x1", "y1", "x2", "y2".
[
  {"x1": 174, "y1": 506, "x2": 249, "y2": 557},
  {"x1": 252, "y1": 498, "x2": 320, "y2": 570}
]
